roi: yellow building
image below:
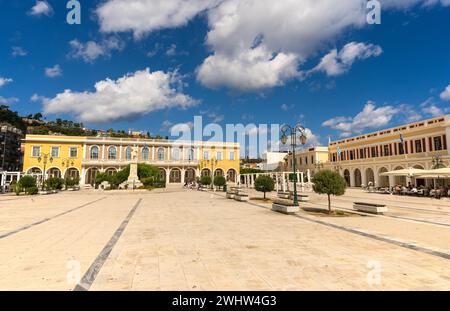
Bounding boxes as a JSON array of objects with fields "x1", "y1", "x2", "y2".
[
  {"x1": 286, "y1": 146, "x2": 329, "y2": 177},
  {"x1": 22, "y1": 135, "x2": 240, "y2": 186}
]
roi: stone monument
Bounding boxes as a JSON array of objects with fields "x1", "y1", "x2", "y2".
[{"x1": 119, "y1": 146, "x2": 143, "y2": 189}]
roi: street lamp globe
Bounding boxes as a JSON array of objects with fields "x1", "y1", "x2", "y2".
[
  {"x1": 281, "y1": 134, "x2": 288, "y2": 145},
  {"x1": 300, "y1": 133, "x2": 307, "y2": 145}
]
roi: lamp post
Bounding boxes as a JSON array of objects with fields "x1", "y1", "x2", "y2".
[
  {"x1": 200, "y1": 157, "x2": 218, "y2": 188},
  {"x1": 38, "y1": 153, "x2": 53, "y2": 191},
  {"x1": 62, "y1": 158, "x2": 75, "y2": 178},
  {"x1": 281, "y1": 124, "x2": 307, "y2": 206},
  {"x1": 432, "y1": 155, "x2": 445, "y2": 169}
]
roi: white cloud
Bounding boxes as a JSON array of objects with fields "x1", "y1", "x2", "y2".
[
  {"x1": 281, "y1": 104, "x2": 294, "y2": 111},
  {"x1": 30, "y1": 94, "x2": 49, "y2": 102},
  {"x1": 45, "y1": 65, "x2": 63, "y2": 78},
  {"x1": 420, "y1": 97, "x2": 449, "y2": 117},
  {"x1": 95, "y1": 0, "x2": 450, "y2": 91},
  {"x1": 304, "y1": 128, "x2": 321, "y2": 147},
  {"x1": 97, "y1": 0, "x2": 221, "y2": 39},
  {"x1": 0, "y1": 77, "x2": 13, "y2": 87},
  {"x1": 170, "y1": 122, "x2": 194, "y2": 133},
  {"x1": 322, "y1": 102, "x2": 400, "y2": 137},
  {"x1": 160, "y1": 120, "x2": 174, "y2": 132},
  {"x1": 28, "y1": 1, "x2": 53, "y2": 17},
  {"x1": 68, "y1": 37, "x2": 125, "y2": 63},
  {"x1": 199, "y1": 109, "x2": 224, "y2": 122},
  {"x1": 197, "y1": 46, "x2": 300, "y2": 91},
  {"x1": 43, "y1": 68, "x2": 198, "y2": 123},
  {"x1": 440, "y1": 84, "x2": 450, "y2": 101},
  {"x1": 11, "y1": 46, "x2": 27, "y2": 57},
  {"x1": 0, "y1": 96, "x2": 19, "y2": 105},
  {"x1": 311, "y1": 42, "x2": 382, "y2": 76}
]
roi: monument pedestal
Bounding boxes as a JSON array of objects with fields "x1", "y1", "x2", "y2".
[{"x1": 119, "y1": 155, "x2": 143, "y2": 189}]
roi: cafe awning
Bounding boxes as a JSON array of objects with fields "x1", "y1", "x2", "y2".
[{"x1": 380, "y1": 168, "x2": 426, "y2": 177}]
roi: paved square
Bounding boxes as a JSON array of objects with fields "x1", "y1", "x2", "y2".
[{"x1": 0, "y1": 189, "x2": 449, "y2": 290}]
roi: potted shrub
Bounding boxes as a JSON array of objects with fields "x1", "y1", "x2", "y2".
[{"x1": 213, "y1": 175, "x2": 226, "y2": 191}]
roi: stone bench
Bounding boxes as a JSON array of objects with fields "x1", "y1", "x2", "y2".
[
  {"x1": 297, "y1": 195, "x2": 309, "y2": 202},
  {"x1": 198, "y1": 186, "x2": 208, "y2": 192},
  {"x1": 353, "y1": 202, "x2": 388, "y2": 214},
  {"x1": 272, "y1": 199, "x2": 299, "y2": 214},
  {"x1": 277, "y1": 192, "x2": 291, "y2": 199},
  {"x1": 234, "y1": 194, "x2": 249, "y2": 202},
  {"x1": 226, "y1": 192, "x2": 235, "y2": 199}
]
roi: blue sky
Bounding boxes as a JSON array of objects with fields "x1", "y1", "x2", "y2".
[{"x1": 1, "y1": 0, "x2": 450, "y2": 150}]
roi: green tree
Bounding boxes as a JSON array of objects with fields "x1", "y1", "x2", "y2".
[
  {"x1": 254, "y1": 175, "x2": 275, "y2": 199},
  {"x1": 137, "y1": 164, "x2": 160, "y2": 179},
  {"x1": 18, "y1": 176, "x2": 36, "y2": 189},
  {"x1": 200, "y1": 176, "x2": 212, "y2": 187},
  {"x1": 213, "y1": 176, "x2": 226, "y2": 190},
  {"x1": 313, "y1": 170, "x2": 347, "y2": 213}
]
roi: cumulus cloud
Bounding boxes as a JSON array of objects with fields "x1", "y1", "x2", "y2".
[
  {"x1": 45, "y1": 65, "x2": 63, "y2": 78},
  {"x1": 197, "y1": 46, "x2": 300, "y2": 91},
  {"x1": 95, "y1": 0, "x2": 450, "y2": 91},
  {"x1": 322, "y1": 102, "x2": 400, "y2": 137},
  {"x1": 28, "y1": 1, "x2": 53, "y2": 17},
  {"x1": 311, "y1": 42, "x2": 382, "y2": 76},
  {"x1": 420, "y1": 97, "x2": 449, "y2": 116},
  {"x1": 0, "y1": 96, "x2": 19, "y2": 105},
  {"x1": 43, "y1": 68, "x2": 198, "y2": 123},
  {"x1": 97, "y1": 0, "x2": 221, "y2": 39},
  {"x1": 0, "y1": 77, "x2": 13, "y2": 87},
  {"x1": 440, "y1": 84, "x2": 450, "y2": 101},
  {"x1": 68, "y1": 37, "x2": 125, "y2": 63}
]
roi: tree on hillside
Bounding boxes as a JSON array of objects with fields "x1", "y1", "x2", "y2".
[{"x1": 313, "y1": 170, "x2": 347, "y2": 213}]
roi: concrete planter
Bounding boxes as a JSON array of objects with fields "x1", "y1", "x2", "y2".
[
  {"x1": 272, "y1": 203, "x2": 299, "y2": 215},
  {"x1": 353, "y1": 202, "x2": 388, "y2": 214}
]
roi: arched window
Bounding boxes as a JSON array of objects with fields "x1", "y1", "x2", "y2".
[
  {"x1": 125, "y1": 147, "x2": 132, "y2": 160},
  {"x1": 172, "y1": 148, "x2": 180, "y2": 160},
  {"x1": 108, "y1": 147, "x2": 117, "y2": 160},
  {"x1": 90, "y1": 146, "x2": 99, "y2": 159},
  {"x1": 142, "y1": 147, "x2": 150, "y2": 161},
  {"x1": 157, "y1": 148, "x2": 165, "y2": 161}
]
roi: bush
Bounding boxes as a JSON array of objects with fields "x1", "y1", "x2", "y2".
[
  {"x1": 26, "y1": 186, "x2": 39, "y2": 195},
  {"x1": 313, "y1": 170, "x2": 347, "y2": 213},
  {"x1": 45, "y1": 177, "x2": 64, "y2": 190},
  {"x1": 19, "y1": 176, "x2": 36, "y2": 189},
  {"x1": 141, "y1": 177, "x2": 166, "y2": 188},
  {"x1": 13, "y1": 183, "x2": 21, "y2": 196},
  {"x1": 213, "y1": 176, "x2": 226, "y2": 189},
  {"x1": 138, "y1": 164, "x2": 160, "y2": 179},
  {"x1": 95, "y1": 173, "x2": 112, "y2": 184},
  {"x1": 64, "y1": 176, "x2": 80, "y2": 188},
  {"x1": 200, "y1": 175, "x2": 212, "y2": 186},
  {"x1": 254, "y1": 175, "x2": 275, "y2": 199}
]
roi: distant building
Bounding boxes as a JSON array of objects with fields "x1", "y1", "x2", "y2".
[
  {"x1": 258, "y1": 151, "x2": 289, "y2": 171},
  {"x1": 286, "y1": 146, "x2": 329, "y2": 176},
  {"x1": 0, "y1": 124, "x2": 23, "y2": 171}
]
